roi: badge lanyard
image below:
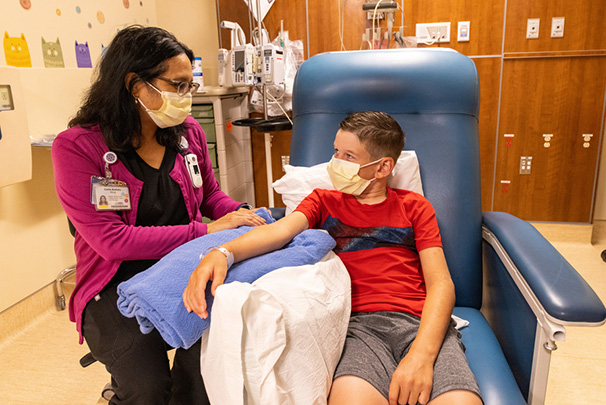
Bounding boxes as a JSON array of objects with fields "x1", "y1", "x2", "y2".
[{"x1": 90, "y1": 152, "x2": 132, "y2": 211}]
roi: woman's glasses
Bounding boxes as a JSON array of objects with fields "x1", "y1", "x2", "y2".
[{"x1": 155, "y1": 76, "x2": 200, "y2": 96}]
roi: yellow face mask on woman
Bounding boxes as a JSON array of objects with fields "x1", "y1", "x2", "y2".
[
  {"x1": 326, "y1": 157, "x2": 382, "y2": 196},
  {"x1": 138, "y1": 82, "x2": 192, "y2": 128}
]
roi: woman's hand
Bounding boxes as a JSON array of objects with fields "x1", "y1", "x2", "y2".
[
  {"x1": 182, "y1": 250, "x2": 227, "y2": 318},
  {"x1": 206, "y1": 208, "x2": 267, "y2": 234}
]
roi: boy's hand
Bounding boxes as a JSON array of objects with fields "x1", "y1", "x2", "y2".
[
  {"x1": 182, "y1": 250, "x2": 228, "y2": 318},
  {"x1": 388, "y1": 352, "x2": 434, "y2": 405}
]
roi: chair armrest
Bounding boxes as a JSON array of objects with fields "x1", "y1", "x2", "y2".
[{"x1": 482, "y1": 211, "x2": 606, "y2": 326}]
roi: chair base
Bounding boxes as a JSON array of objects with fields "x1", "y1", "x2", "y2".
[{"x1": 54, "y1": 265, "x2": 76, "y2": 311}]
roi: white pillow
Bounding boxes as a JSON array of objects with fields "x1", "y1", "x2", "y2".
[{"x1": 272, "y1": 150, "x2": 423, "y2": 215}]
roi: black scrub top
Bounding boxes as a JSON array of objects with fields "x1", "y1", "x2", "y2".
[{"x1": 104, "y1": 147, "x2": 190, "y2": 289}]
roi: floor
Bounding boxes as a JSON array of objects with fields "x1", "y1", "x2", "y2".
[{"x1": 0, "y1": 223, "x2": 604, "y2": 404}]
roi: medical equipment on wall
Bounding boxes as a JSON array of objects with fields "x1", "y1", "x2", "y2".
[
  {"x1": 249, "y1": 32, "x2": 301, "y2": 116},
  {"x1": 353, "y1": 0, "x2": 415, "y2": 50},
  {"x1": 261, "y1": 44, "x2": 285, "y2": 85},
  {"x1": 219, "y1": 20, "x2": 246, "y2": 49},
  {"x1": 226, "y1": 1, "x2": 295, "y2": 207},
  {"x1": 218, "y1": 20, "x2": 246, "y2": 88},
  {"x1": 231, "y1": 44, "x2": 257, "y2": 86},
  {"x1": 217, "y1": 49, "x2": 233, "y2": 87}
]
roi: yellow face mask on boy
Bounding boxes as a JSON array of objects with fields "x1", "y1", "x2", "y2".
[{"x1": 326, "y1": 157, "x2": 382, "y2": 196}]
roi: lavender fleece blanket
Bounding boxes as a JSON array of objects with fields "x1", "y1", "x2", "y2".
[{"x1": 117, "y1": 209, "x2": 336, "y2": 349}]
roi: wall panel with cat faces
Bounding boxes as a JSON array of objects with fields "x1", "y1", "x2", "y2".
[
  {"x1": 2, "y1": 1, "x2": 157, "y2": 69},
  {"x1": 0, "y1": 0, "x2": 158, "y2": 185}
]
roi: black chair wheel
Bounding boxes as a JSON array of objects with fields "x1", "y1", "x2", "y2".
[
  {"x1": 601, "y1": 249, "x2": 606, "y2": 262},
  {"x1": 102, "y1": 382, "x2": 115, "y2": 401}
]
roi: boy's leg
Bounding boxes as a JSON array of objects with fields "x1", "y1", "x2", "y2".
[
  {"x1": 394, "y1": 316, "x2": 481, "y2": 404},
  {"x1": 332, "y1": 313, "x2": 410, "y2": 402},
  {"x1": 328, "y1": 376, "x2": 387, "y2": 405},
  {"x1": 429, "y1": 390, "x2": 482, "y2": 405}
]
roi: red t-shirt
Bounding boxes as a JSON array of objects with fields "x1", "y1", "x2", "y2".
[{"x1": 295, "y1": 188, "x2": 442, "y2": 317}]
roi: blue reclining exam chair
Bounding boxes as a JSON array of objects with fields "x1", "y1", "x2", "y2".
[{"x1": 285, "y1": 48, "x2": 606, "y2": 404}]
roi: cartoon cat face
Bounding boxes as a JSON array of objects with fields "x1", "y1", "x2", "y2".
[
  {"x1": 42, "y1": 37, "x2": 65, "y2": 68},
  {"x1": 75, "y1": 41, "x2": 92, "y2": 68},
  {"x1": 4, "y1": 32, "x2": 32, "y2": 67}
]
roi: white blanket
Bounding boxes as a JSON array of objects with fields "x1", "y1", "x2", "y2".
[{"x1": 200, "y1": 251, "x2": 351, "y2": 405}]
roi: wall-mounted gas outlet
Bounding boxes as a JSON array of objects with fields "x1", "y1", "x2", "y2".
[
  {"x1": 551, "y1": 17, "x2": 565, "y2": 38},
  {"x1": 526, "y1": 18, "x2": 540, "y2": 39},
  {"x1": 416, "y1": 22, "x2": 451, "y2": 43}
]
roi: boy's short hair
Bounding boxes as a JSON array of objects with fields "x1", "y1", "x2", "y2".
[{"x1": 339, "y1": 111, "x2": 405, "y2": 162}]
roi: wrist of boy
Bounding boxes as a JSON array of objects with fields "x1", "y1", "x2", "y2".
[{"x1": 200, "y1": 246, "x2": 234, "y2": 269}]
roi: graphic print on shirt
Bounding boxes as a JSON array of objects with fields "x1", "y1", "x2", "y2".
[{"x1": 321, "y1": 215, "x2": 416, "y2": 253}]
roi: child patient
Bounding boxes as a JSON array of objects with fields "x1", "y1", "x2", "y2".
[{"x1": 183, "y1": 111, "x2": 482, "y2": 405}]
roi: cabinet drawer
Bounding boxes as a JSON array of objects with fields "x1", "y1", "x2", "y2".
[
  {"x1": 191, "y1": 104, "x2": 214, "y2": 118},
  {"x1": 208, "y1": 142, "x2": 218, "y2": 168},
  {"x1": 199, "y1": 120, "x2": 216, "y2": 142}
]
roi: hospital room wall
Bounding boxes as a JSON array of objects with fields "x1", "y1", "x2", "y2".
[
  {"x1": 218, "y1": 0, "x2": 606, "y2": 223},
  {"x1": 0, "y1": 0, "x2": 220, "y2": 314},
  {"x1": 155, "y1": 0, "x2": 220, "y2": 87},
  {"x1": 0, "y1": 1, "x2": 159, "y2": 313}
]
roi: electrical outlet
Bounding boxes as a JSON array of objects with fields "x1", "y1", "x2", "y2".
[
  {"x1": 551, "y1": 17, "x2": 565, "y2": 38},
  {"x1": 526, "y1": 18, "x2": 540, "y2": 39},
  {"x1": 416, "y1": 22, "x2": 451, "y2": 43}
]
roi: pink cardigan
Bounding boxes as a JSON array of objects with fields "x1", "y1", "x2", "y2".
[{"x1": 52, "y1": 117, "x2": 241, "y2": 342}]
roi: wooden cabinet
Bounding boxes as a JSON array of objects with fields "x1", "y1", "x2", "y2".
[{"x1": 494, "y1": 57, "x2": 606, "y2": 222}]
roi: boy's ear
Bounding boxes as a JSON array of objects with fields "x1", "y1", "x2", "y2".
[{"x1": 376, "y1": 157, "x2": 396, "y2": 179}]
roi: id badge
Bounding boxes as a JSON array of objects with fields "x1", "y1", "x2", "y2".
[{"x1": 91, "y1": 176, "x2": 131, "y2": 211}]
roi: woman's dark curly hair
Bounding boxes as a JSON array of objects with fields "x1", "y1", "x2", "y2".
[{"x1": 69, "y1": 25, "x2": 194, "y2": 151}]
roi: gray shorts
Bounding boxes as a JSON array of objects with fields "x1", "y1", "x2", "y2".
[{"x1": 334, "y1": 311, "x2": 481, "y2": 402}]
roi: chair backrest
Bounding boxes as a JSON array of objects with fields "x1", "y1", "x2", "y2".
[{"x1": 291, "y1": 48, "x2": 483, "y2": 308}]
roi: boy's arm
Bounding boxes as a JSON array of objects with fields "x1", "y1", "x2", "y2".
[
  {"x1": 388, "y1": 246, "x2": 455, "y2": 405},
  {"x1": 182, "y1": 211, "x2": 310, "y2": 318}
]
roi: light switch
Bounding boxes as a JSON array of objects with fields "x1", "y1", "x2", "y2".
[{"x1": 457, "y1": 21, "x2": 470, "y2": 42}]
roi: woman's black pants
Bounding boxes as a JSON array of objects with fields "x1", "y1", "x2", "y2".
[{"x1": 82, "y1": 285, "x2": 210, "y2": 404}]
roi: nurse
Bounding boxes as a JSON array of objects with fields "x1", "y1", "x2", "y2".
[{"x1": 52, "y1": 25, "x2": 265, "y2": 404}]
